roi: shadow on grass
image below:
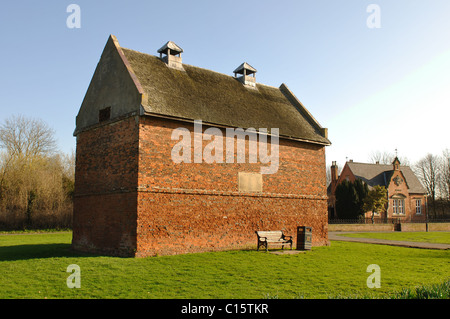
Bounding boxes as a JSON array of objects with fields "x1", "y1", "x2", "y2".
[
  {"x1": 0, "y1": 244, "x2": 102, "y2": 261},
  {"x1": 0, "y1": 243, "x2": 271, "y2": 262}
]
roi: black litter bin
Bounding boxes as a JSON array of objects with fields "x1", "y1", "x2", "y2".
[{"x1": 296, "y1": 226, "x2": 312, "y2": 250}]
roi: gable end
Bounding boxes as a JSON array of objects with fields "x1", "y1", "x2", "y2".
[{"x1": 74, "y1": 35, "x2": 146, "y2": 136}]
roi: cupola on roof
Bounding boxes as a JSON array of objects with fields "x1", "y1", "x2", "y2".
[
  {"x1": 157, "y1": 41, "x2": 184, "y2": 71},
  {"x1": 233, "y1": 62, "x2": 257, "y2": 88},
  {"x1": 157, "y1": 41, "x2": 183, "y2": 55},
  {"x1": 233, "y1": 62, "x2": 257, "y2": 76}
]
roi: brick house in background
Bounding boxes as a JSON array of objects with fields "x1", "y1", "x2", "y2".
[
  {"x1": 328, "y1": 158, "x2": 427, "y2": 221},
  {"x1": 72, "y1": 35, "x2": 331, "y2": 257}
]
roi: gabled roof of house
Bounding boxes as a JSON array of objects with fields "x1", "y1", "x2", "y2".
[
  {"x1": 346, "y1": 162, "x2": 426, "y2": 194},
  {"x1": 118, "y1": 43, "x2": 330, "y2": 145}
]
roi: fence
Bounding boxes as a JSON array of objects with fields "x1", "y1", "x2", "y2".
[{"x1": 328, "y1": 218, "x2": 450, "y2": 225}]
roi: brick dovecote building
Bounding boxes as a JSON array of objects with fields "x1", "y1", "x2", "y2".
[{"x1": 72, "y1": 35, "x2": 331, "y2": 257}]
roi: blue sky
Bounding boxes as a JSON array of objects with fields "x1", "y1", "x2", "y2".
[{"x1": 0, "y1": 0, "x2": 449, "y2": 166}]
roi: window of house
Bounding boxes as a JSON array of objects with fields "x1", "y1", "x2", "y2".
[
  {"x1": 393, "y1": 199, "x2": 405, "y2": 215},
  {"x1": 415, "y1": 199, "x2": 422, "y2": 215},
  {"x1": 399, "y1": 200, "x2": 404, "y2": 214}
]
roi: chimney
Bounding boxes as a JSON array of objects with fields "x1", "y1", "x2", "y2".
[
  {"x1": 233, "y1": 62, "x2": 257, "y2": 88},
  {"x1": 330, "y1": 161, "x2": 339, "y2": 218},
  {"x1": 331, "y1": 161, "x2": 338, "y2": 184},
  {"x1": 158, "y1": 41, "x2": 184, "y2": 71}
]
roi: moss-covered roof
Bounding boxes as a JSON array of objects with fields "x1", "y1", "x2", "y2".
[{"x1": 121, "y1": 47, "x2": 330, "y2": 145}]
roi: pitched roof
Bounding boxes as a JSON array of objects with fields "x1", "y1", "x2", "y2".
[
  {"x1": 120, "y1": 46, "x2": 330, "y2": 145},
  {"x1": 346, "y1": 162, "x2": 426, "y2": 194}
]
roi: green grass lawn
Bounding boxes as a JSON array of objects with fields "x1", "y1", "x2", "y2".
[
  {"x1": 336, "y1": 231, "x2": 450, "y2": 244},
  {"x1": 0, "y1": 232, "x2": 448, "y2": 299}
]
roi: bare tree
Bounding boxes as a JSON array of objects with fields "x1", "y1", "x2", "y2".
[
  {"x1": 0, "y1": 115, "x2": 69, "y2": 229},
  {"x1": 414, "y1": 153, "x2": 440, "y2": 216},
  {"x1": 326, "y1": 164, "x2": 332, "y2": 186},
  {"x1": 60, "y1": 149, "x2": 75, "y2": 179},
  {"x1": 369, "y1": 150, "x2": 393, "y2": 164},
  {"x1": 0, "y1": 115, "x2": 58, "y2": 193},
  {"x1": 368, "y1": 150, "x2": 410, "y2": 165},
  {"x1": 0, "y1": 114, "x2": 57, "y2": 159},
  {"x1": 439, "y1": 149, "x2": 450, "y2": 201}
]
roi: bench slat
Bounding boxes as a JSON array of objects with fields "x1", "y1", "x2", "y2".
[{"x1": 256, "y1": 231, "x2": 283, "y2": 238}]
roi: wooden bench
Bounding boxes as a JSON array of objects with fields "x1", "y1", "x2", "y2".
[{"x1": 255, "y1": 231, "x2": 293, "y2": 252}]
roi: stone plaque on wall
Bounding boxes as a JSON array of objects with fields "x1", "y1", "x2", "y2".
[{"x1": 238, "y1": 172, "x2": 263, "y2": 192}]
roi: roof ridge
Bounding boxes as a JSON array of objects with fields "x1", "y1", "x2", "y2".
[
  {"x1": 120, "y1": 47, "x2": 286, "y2": 91},
  {"x1": 121, "y1": 47, "x2": 240, "y2": 80},
  {"x1": 348, "y1": 161, "x2": 411, "y2": 168}
]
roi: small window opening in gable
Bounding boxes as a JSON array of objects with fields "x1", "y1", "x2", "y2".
[{"x1": 99, "y1": 107, "x2": 111, "y2": 123}]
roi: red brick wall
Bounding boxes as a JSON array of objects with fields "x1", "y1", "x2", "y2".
[
  {"x1": 336, "y1": 165, "x2": 356, "y2": 184},
  {"x1": 408, "y1": 195, "x2": 427, "y2": 221},
  {"x1": 73, "y1": 115, "x2": 329, "y2": 257},
  {"x1": 138, "y1": 117, "x2": 326, "y2": 195},
  {"x1": 136, "y1": 192, "x2": 328, "y2": 256},
  {"x1": 73, "y1": 117, "x2": 139, "y2": 194},
  {"x1": 136, "y1": 117, "x2": 329, "y2": 256},
  {"x1": 386, "y1": 170, "x2": 427, "y2": 221},
  {"x1": 72, "y1": 117, "x2": 139, "y2": 256},
  {"x1": 73, "y1": 192, "x2": 137, "y2": 256}
]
